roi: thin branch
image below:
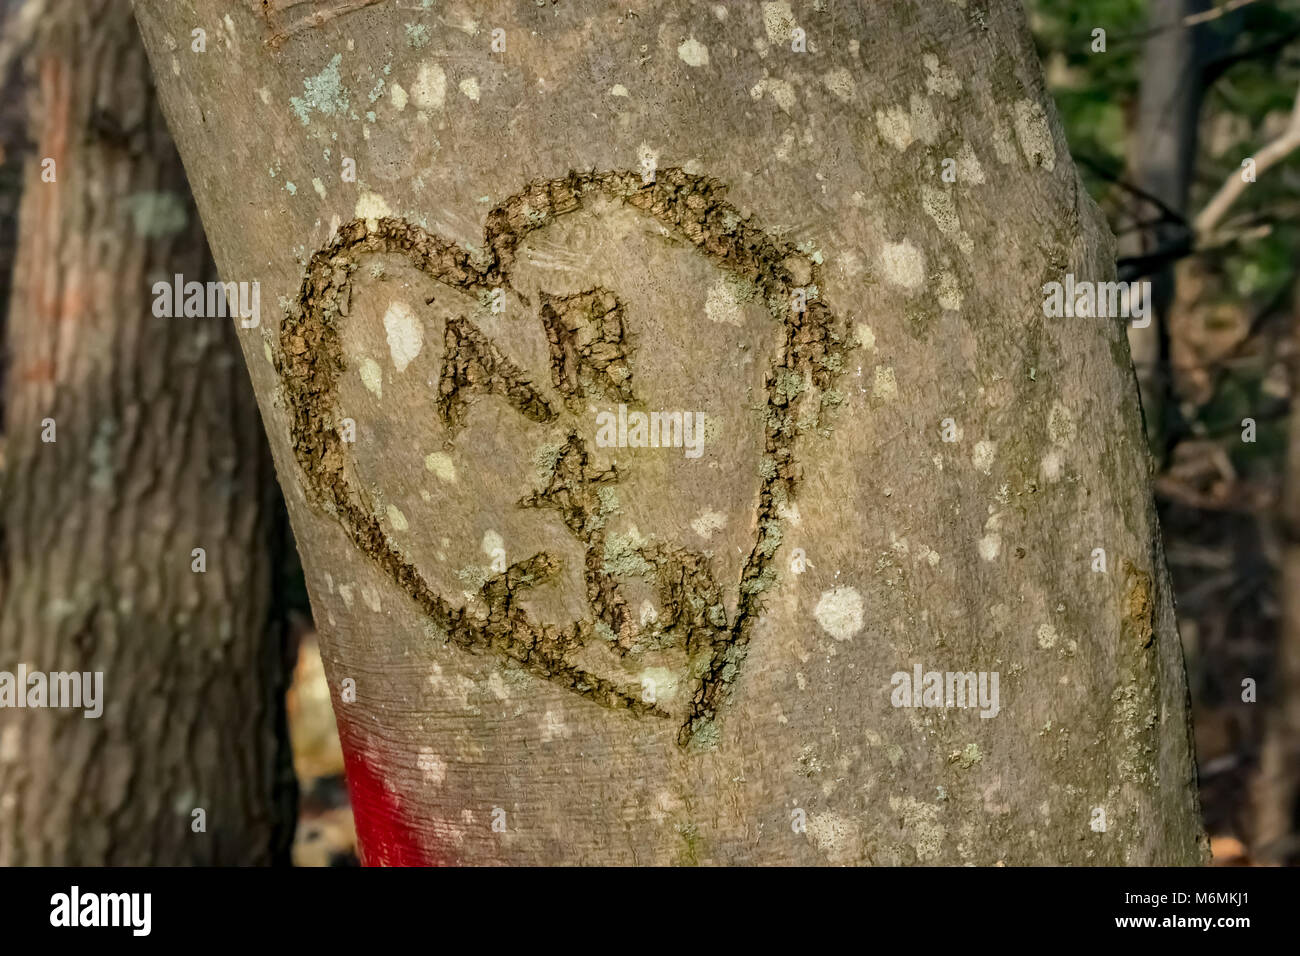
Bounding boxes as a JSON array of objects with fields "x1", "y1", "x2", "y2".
[
  {"x1": 1186, "y1": 0, "x2": 1260, "y2": 26},
  {"x1": 1195, "y1": 83, "x2": 1300, "y2": 239}
]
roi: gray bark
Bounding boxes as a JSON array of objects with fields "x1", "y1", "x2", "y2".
[
  {"x1": 0, "y1": 0, "x2": 296, "y2": 865},
  {"x1": 133, "y1": 0, "x2": 1206, "y2": 865}
]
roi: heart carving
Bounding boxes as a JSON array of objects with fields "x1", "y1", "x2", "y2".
[{"x1": 277, "y1": 168, "x2": 852, "y2": 746}]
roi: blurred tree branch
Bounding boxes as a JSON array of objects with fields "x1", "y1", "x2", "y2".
[{"x1": 1195, "y1": 83, "x2": 1300, "y2": 240}]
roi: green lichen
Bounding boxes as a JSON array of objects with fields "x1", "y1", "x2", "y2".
[
  {"x1": 290, "y1": 53, "x2": 350, "y2": 126},
  {"x1": 405, "y1": 23, "x2": 430, "y2": 48},
  {"x1": 773, "y1": 368, "x2": 806, "y2": 403},
  {"x1": 740, "y1": 565, "x2": 777, "y2": 594},
  {"x1": 758, "y1": 519, "x2": 783, "y2": 557},
  {"x1": 531, "y1": 439, "x2": 565, "y2": 486},
  {"x1": 603, "y1": 531, "x2": 653, "y2": 577},
  {"x1": 455, "y1": 565, "x2": 489, "y2": 591}
]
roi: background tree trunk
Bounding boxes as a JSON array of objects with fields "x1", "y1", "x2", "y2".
[
  {"x1": 0, "y1": 0, "x2": 296, "y2": 865},
  {"x1": 1252, "y1": 286, "x2": 1300, "y2": 862},
  {"x1": 135, "y1": 0, "x2": 1206, "y2": 865},
  {"x1": 1121, "y1": 0, "x2": 1220, "y2": 458}
]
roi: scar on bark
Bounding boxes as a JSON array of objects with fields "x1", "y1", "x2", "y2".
[
  {"x1": 539, "y1": 289, "x2": 634, "y2": 409},
  {"x1": 277, "y1": 167, "x2": 854, "y2": 746},
  {"x1": 249, "y1": 0, "x2": 388, "y2": 49},
  {"x1": 436, "y1": 315, "x2": 556, "y2": 434}
]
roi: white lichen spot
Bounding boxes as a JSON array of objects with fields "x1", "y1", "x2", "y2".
[
  {"x1": 762, "y1": 1, "x2": 799, "y2": 44},
  {"x1": 921, "y1": 186, "x2": 971, "y2": 251},
  {"x1": 386, "y1": 504, "x2": 409, "y2": 532},
  {"x1": 459, "y1": 77, "x2": 480, "y2": 101},
  {"x1": 923, "y1": 53, "x2": 962, "y2": 97},
  {"x1": 854, "y1": 323, "x2": 876, "y2": 350},
  {"x1": 768, "y1": 78, "x2": 796, "y2": 113},
  {"x1": 411, "y1": 62, "x2": 447, "y2": 110},
  {"x1": 257, "y1": 87, "x2": 271, "y2": 105},
  {"x1": 610, "y1": 83, "x2": 630, "y2": 97},
  {"x1": 1041, "y1": 449, "x2": 1063, "y2": 482},
  {"x1": 872, "y1": 366, "x2": 898, "y2": 402},
  {"x1": 806, "y1": 812, "x2": 861, "y2": 864},
  {"x1": 482, "y1": 530, "x2": 503, "y2": 558},
  {"x1": 0, "y1": 724, "x2": 20, "y2": 763},
  {"x1": 773, "y1": 129, "x2": 797, "y2": 162},
  {"x1": 888, "y1": 795, "x2": 947, "y2": 861},
  {"x1": 937, "y1": 271, "x2": 963, "y2": 310},
  {"x1": 752, "y1": 77, "x2": 796, "y2": 114},
  {"x1": 875, "y1": 105, "x2": 913, "y2": 151},
  {"x1": 360, "y1": 584, "x2": 381, "y2": 613},
  {"x1": 416, "y1": 748, "x2": 446, "y2": 785},
  {"x1": 486, "y1": 672, "x2": 509, "y2": 700},
  {"x1": 355, "y1": 191, "x2": 393, "y2": 230},
  {"x1": 814, "y1": 586, "x2": 865, "y2": 642},
  {"x1": 540, "y1": 710, "x2": 569, "y2": 742},
  {"x1": 425, "y1": 452, "x2": 457, "y2": 482},
  {"x1": 992, "y1": 121, "x2": 1018, "y2": 165},
  {"x1": 312, "y1": 177, "x2": 326, "y2": 199},
  {"x1": 677, "y1": 37, "x2": 709, "y2": 67},
  {"x1": 1013, "y1": 99, "x2": 1056, "y2": 171},
  {"x1": 908, "y1": 93, "x2": 939, "y2": 145},
  {"x1": 1047, "y1": 401, "x2": 1076, "y2": 445},
  {"x1": 879, "y1": 240, "x2": 925, "y2": 290},
  {"x1": 338, "y1": 584, "x2": 354, "y2": 608},
  {"x1": 383, "y1": 301, "x2": 423, "y2": 372},
  {"x1": 638, "y1": 142, "x2": 659, "y2": 177},
  {"x1": 956, "y1": 141, "x2": 986, "y2": 184},
  {"x1": 705, "y1": 277, "x2": 744, "y2": 325},
  {"x1": 973, "y1": 440, "x2": 996, "y2": 475},
  {"x1": 359, "y1": 357, "x2": 383, "y2": 399},
  {"x1": 821, "y1": 68, "x2": 855, "y2": 102},
  {"x1": 390, "y1": 82, "x2": 408, "y2": 110},
  {"x1": 1037, "y1": 623, "x2": 1059, "y2": 650},
  {"x1": 978, "y1": 534, "x2": 1002, "y2": 561},
  {"x1": 691, "y1": 510, "x2": 727, "y2": 538}
]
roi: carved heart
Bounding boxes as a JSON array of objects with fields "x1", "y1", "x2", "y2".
[{"x1": 277, "y1": 168, "x2": 851, "y2": 746}]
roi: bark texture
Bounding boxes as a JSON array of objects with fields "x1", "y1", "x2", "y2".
[
  {"x1": 0, "y1": 0, "x2": 296, "y2": 865},
  {"x1": 1252, "y1": 288, "x2": 1300, "y2": 861},
  {"x1": 135, "y1": 0, "x2": 1206, "y2": 865}
]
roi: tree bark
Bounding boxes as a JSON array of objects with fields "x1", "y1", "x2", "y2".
[
  {"x1": 0, "y1": 0, "x2": 296, "y2": 865},
  {"x1": 134, "y1": 0, "x2": 1207, "y2": 865},
  {"x1": 1252, "y1": 284, "x2": 1300, "y2": 863}
]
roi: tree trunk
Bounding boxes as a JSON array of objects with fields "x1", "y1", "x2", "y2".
[
  {"x1": 1121, "y1": 0, "x2": 1217, "y2": 457},
  {"x1": 1252, "y1": 286, "x2": 1300, "y2": 862},
  {"x1": 0, "y1": 0, "x2": 296, "y2": 865},
  {"x1": 134, "y1": 0, "x2": 1207, "y2": 865}
]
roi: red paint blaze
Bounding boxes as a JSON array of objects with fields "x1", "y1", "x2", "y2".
[{"x1": 341, "y1": 742, "x2": 447, "y2": 867}]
